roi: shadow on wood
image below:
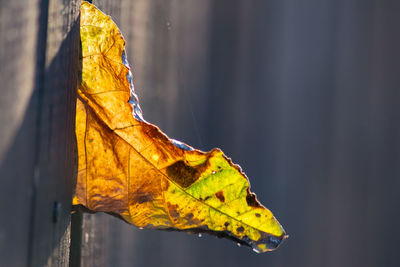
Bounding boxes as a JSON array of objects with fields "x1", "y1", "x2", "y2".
[{"x1": 0, "y1": 14, "x2": 80, "y2": 267}]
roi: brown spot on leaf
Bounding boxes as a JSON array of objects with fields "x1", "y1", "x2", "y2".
[
  {"x1": 237, "y1": 226, "x2": 244, "y2": 233},
  {"x1": 215, "y1": 191, "x2": 225, "y2": 202},
  {"x1": 167, "y1": 203, "x2": 180, "y2": 218},
  {"x1": 246, "y1": 193, "x2": 261, "y2": 207},
  {"x1": 131, "y1": 190, "x2": 153, "y2": 204},
  {"x1": 166, "y1": 161, "x2": 200, "y2": 188},
  {"x1": 184, "y1": 213, "x2": 202, "y2": 225},
  {"x1": 255, "y1": 213, "x2": 261, "y2": 218},
  {"x1": 224, "y1": 222, "x2": 230, "y2": 228}
]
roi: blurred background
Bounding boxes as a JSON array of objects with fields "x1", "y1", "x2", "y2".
[
  {"x1": 0, "y1": 0, "x2": 399, "y2": 266},
  {"x1": 92, "y1": 0, "x2": 400, "y2": 267}
]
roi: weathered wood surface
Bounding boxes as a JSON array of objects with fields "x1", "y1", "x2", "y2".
[
  {"x1": 78, "y1": 1, "x2": 400, "y2": 267},
  {"x1": 0, "y1": 1, "x2": 40, "y2": 266},
  {"x1": 0, "y1": 0, "x2": 80, "y2": 266}
]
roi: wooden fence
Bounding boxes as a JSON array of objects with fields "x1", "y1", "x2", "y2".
[{"x1": 1, "y1": 0, "x2": 399, "y2": 267}]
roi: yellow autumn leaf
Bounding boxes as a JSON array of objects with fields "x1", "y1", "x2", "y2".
[{"x1": 74, "y1": 1, "x2": 287, "y2": 253}]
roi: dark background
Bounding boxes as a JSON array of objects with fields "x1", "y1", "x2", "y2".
[
  {"x1": 0, "y1": 0, "x2": 399, "y2": 266},
  {"x1": 93, "y1": 1, "x2": 400, "y2": 267}
]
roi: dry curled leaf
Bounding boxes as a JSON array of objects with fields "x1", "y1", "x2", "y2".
[{"x1": 73, "y1": 1, "x2": 287, "y2": 253}]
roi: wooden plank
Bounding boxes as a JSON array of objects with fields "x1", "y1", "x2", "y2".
[
  {"x1": 322, "y1": 2, "x2": 400, "y2": 266},
  {"x1": 28, "y1": 0, "x2": 80, "y2": 266},
  {"x1": 0, "y1": 1, "x2": 41, "y2": 266},
  {"x1": 0, "y1": 0, "x2": 80, "y2": 266}
]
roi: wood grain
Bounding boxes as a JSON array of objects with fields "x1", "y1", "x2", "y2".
[
  {"x1": 0, "y1": 0, "x2": 80, "y2": 266},
  {"x1": 0, "y1": 1, "x2": 41, "y2": 265}
]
